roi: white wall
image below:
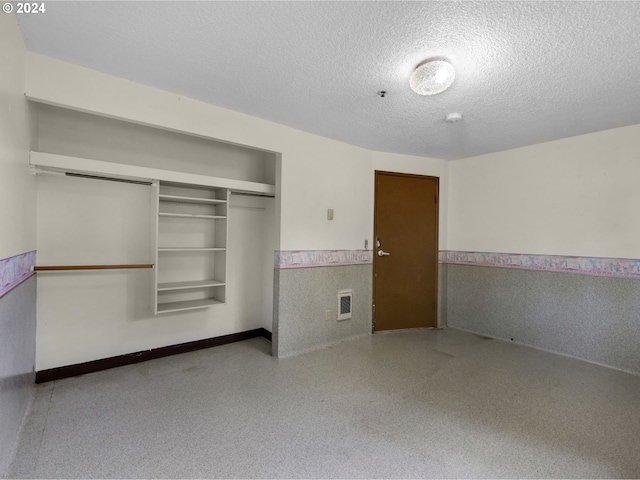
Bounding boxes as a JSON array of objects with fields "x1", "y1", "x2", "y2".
[
  {"x1": 0, "y1": 13, "x2": 37, "y2": 477},
  {"x1": 37, "y1": 105, "x2": 275, "y2": 185},
  {"x1": 448, "y1": 124, "x2": 640, "y2": 258},
  {"x1": 280, "y1": 139, "x2": 373, "y2": 250},
  {"x1": 0, "y1": 19, "x2": 36, "y2": 258},
  {"x1": 229, "y1": 194, "x2": 275, "y2": 332},
  {"x1": 36, "y1": 174, "x2": 153, "y2": 368}
]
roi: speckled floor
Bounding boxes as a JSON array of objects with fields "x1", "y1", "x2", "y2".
[{"x1": 8, "y1": 328, "x2": 640, "y2": 479}]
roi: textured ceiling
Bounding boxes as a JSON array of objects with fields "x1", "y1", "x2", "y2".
[{"x1": 15, "y1": 1, "x2": 640, "y2": 160}]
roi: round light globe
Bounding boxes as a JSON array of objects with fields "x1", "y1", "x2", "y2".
[{"x1": 410, "y1": 60, "x2": 455, "y2": 96}]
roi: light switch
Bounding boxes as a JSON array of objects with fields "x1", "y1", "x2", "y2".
[{"x1": 327, "y1": 209, "x2": 334, "y2": 220}]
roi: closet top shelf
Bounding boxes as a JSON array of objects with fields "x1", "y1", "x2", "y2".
[
  {"x1": 159, "y1": 194, "x2": 227, "y2": 205},
  {"x1": 30, "y1": 151, "x2": 276, "y2": 196}
]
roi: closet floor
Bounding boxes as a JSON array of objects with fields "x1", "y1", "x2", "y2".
[{"x1": 9, "y1": 328, "x2": 640, "y2": 478}]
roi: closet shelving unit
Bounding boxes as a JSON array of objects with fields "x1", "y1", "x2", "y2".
[
  {"x1": 30, "y1": 151, "x2": 276, "y2": 316},
  {"x1": 154, "y1": 182, "x2": 229, "y2": 314}
]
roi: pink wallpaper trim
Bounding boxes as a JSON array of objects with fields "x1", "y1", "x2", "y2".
[
  {"x1": 0, "y1": 251, "x2": 37, "y2": 299},
  {"x1": 440, "y1": 250, "x2": 640, "y2": 278},
  {"x1": 274, "y1": 249, "x2": 640, "y2": 278},
  {"x1": 275, "y1": 250, "x2": 373, "y2": 269}
]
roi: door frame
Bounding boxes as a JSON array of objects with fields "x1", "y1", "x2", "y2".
[{"x1": 372, "y1": 170, "x2": 440, "y2": 332}]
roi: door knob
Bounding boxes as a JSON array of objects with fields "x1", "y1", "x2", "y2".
[{"x1": 377, "y1": 250, "x2": 391, "y2": 257}]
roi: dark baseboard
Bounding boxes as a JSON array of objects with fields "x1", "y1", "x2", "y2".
[
  {"x1": 36, "y1": 328, "x2": 272, "y2": 384},
  {"x1": 261, "y1": 328, "x2": 272, "y2": 342}
]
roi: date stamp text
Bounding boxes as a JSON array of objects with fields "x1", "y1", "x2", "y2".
[{"x1": 3, "y1": 2, "x2": 46, "y2": 14}]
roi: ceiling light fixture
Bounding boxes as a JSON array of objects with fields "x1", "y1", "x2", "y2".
[{"x1": 410, "y1": 59, "x2": 455, "y2": 96}]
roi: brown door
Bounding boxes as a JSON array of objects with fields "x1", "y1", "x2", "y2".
[{"x1": 373, "y1": 171, "x2": 438, "y2": 331}]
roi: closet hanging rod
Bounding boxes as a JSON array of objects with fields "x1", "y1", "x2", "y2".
[
  {"x1": 33, "y1": 264, "x2": 154, "y2": 272},
  {"x1": 65, "y1": 172, "x2": 153, "y2": 186},
  {"x1": 230, "y1": 191, "x2": 275, "y2": 198}
]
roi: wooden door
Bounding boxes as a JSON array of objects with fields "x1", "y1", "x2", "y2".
[{"x1": 373, "y1": 171, "x2": 438, "y2": 331}]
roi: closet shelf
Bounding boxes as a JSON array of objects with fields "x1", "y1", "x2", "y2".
[
  {"x1": 157, "y1": 279, "x2": 225, "y2": 291},
  {"x1": 159, "y1": 213, "x2": 226, "y2": 219},
  {"x1": 30, "y1": 151, "x2": 276, "y2": 196},
  {"x1": 159, "y1": 194, "x2": 227, "y2": 205},
  {"x1": 156, "y1": 298, "x2": 223, "y2": 314},
  {"x1": 158, "y1": 247, "x2": 226, "y2": 252}
]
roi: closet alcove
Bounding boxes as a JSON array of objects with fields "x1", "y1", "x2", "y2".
[{"x1": 32, "y1": 104, "x2": 277, "y2": 371}]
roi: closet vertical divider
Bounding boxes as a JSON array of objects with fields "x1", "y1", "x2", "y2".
[{"x1": 151, "y1": 180, "x2": 160, "y2": 314}]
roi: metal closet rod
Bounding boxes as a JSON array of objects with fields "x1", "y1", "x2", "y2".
[
  {"x1": 34, "y1": 264, "x2": 154, "y2": 272},
  {"x1": 65, "y1": 172, "x2": 153, "y2": 186},
  {"x1": 230, "y1": 191, "x2": 275, "y2": 198}
]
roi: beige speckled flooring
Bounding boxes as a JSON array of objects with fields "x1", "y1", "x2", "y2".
[{"x1": 8, "y1": 328, "x2": 640, "y2": 478}]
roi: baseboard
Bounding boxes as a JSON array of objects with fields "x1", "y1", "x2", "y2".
[{"x1": 35, "y1": 328, "x2": 272, "y2": 384}]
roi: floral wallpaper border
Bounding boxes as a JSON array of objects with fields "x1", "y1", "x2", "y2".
[
  {"x1": 276, "y1": 249, "x2": 640, "y2": 277},
  {"x1": 440, "y1": 250, "x2": 640, "y2": 278},
  {"x1": 275, "y1": 250, "x2": 373, "y2": 269},
  {"x1": 0, "y1": 251, "x2": 37, "y2": 298}
]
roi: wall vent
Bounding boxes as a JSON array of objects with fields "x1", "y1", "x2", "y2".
[{"x1": 337, "y1": 290, "x2": 353, "y2": 321}]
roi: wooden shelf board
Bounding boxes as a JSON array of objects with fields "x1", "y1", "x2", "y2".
[
  {"x1": 159, "y1": 213, "x2": 226, "y2": 219},
  {"x1": 159, "y1": 194, "x2": 227, "y2": 205},
  {"x1": 156, "y1": 298, "x2": 223, "y2": 314},
  {"x1": 157, "y1": 279, "x2": 225, "y2": 291},
  {"x1": 34, "y1": 264, "x2": 153, "y2": 271}
]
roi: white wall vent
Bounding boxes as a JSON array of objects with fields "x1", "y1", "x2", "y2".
[{"x1": 337, "y1": 290, "x2": 353, "y2": 321}]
